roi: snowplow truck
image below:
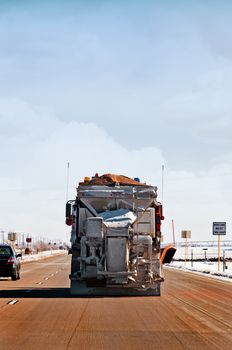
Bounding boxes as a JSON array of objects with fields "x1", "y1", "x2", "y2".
[{"x1": 66, "y1": 173, "x2": 174, "y2": 296}]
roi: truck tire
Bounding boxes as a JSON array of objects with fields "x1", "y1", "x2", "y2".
[{"x1": 70, "y1": 280, "x2": 88, "y2": 295}]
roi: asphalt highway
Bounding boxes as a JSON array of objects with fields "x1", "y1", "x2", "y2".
[{"x1": 0, "y1": 254, "x2": 231, "y2": 350}]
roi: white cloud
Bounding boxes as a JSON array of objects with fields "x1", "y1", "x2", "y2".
[
  {"x1": 1, "y1": 99, "x2": 232, "y2": 244},
  {"x1": 164, "y1": 166, "x2": 232, "y2": 242},
  {"x1": 1, "y1": 2, "x2": 232, "y2": 244},
  {"x1": 1, "y1": 2, "x2": 232, "y2": 173},
  {"x1": 0, "y1": 99, "x2": 165, "y2": 241}
]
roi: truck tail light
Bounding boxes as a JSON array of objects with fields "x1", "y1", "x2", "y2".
[
  {"x1": 155, "y1": 205, "x2": 164, "y2": 231},
  {"x1": 66, "y1": 217, "x2": 73, "y2": 226}
]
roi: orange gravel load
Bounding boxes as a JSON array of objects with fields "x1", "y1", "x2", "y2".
[{"x1": 88, "y1": 173, "x2": 146, "y2": 186}]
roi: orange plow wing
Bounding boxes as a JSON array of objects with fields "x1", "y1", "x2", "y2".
[{"x1": 160, "y1": 244, "x2": 176, "y2": 264}]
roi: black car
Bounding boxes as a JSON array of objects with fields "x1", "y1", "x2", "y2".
[{"x1": 0, "y1": 244, "x2": 21, "y2": 280}]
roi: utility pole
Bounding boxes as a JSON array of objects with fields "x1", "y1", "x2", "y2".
[
  {"x1": 161, "y1": 165, "x2": 164, "y2": 205},
  {"x1": 172, "y1": 219, "x2": 176, "y2": 245},
  {"x1": 66, "y1": 162, "x2": 70, "y2": 203}
]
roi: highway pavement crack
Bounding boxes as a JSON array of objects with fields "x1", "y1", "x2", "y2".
[{"x1": 66, "y1": 299, "x2": 90, "y2": 349}]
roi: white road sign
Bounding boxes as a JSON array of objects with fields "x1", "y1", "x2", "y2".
[{"x1": 212, "y1": 222, "x2": 226, "y2": 235}]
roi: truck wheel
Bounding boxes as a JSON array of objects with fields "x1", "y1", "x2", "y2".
[{"x1": 70, "y1": 280, "x2": 87, "y2": 295}]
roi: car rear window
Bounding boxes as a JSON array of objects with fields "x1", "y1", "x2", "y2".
[{"x1": 0, "y1": 246, "x2": 12, "y2": 256}]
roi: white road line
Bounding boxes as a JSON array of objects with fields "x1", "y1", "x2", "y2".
[
  {"x1": 45, "y1": 277, "x2": 49, "y2": 280},
  {"x1": 7, "y1": 300, "x2": 18, "y2": 305},
  {"x1": 37, "y1": 282, "x2": 43, "y2": 285}
]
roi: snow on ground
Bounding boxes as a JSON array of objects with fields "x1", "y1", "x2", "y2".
[
  {"x1": 165, "y1": 244, "x2": 232, "y2": 282},
  {"x1": 172, "y1": 245, "x2": 232, "y2": 260},
  {"x1": 19, "y1": 249, "x2": 67, "y2": 263},
  {"x1": 166, "y1": 261, "x2": 232, "y2": 282}
]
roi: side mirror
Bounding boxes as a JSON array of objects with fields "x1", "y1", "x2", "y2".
[
  {"x1": 66, "y1": 202, "x2": 72, "y2": 217},
  {"x1": 68, "y1": 248, "x2": 72, "y2": 255},
  {"x1": 16, "y1": 253, "x2": 22, "y2": 258}
]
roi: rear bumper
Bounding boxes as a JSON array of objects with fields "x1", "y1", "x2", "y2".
[
  {"x1": 0, "y1": 266, "x2": 16, "y2": 277},
  {"x1": 70, "y1": 280, "x2": 161, "y2": 296}
]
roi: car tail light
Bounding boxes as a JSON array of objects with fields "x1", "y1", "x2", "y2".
[{"x1": 7, "y1": 256, "x2": 15, "y2": 265}]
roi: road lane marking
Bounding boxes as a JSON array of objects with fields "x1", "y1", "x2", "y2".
[
  {"x1": 45, "y1": 277, "x2": 49, "y2": 280},
  {"x1": 37, "y1": 282, "x2": 43, "y2": 285},
  {"x1": 7, "y1": 300, "x2": 18, "y2": 305}
]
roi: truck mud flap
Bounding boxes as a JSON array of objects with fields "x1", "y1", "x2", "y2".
[{"x1": 70, "y1": 280, "x2": 161, "y2": 297}]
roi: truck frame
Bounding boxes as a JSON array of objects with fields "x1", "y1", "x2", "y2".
[{"x1": 66, "y1": 174, "x2": 174, "y2": 296}]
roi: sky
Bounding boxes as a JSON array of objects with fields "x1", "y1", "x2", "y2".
[{"x1": 0, "y1": 0, "x2": 232, "y2": 243}]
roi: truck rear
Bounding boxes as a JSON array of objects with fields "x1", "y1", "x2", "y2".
[{"x1": 66, "y1": 173, "x2": 171, "y2": 296}]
